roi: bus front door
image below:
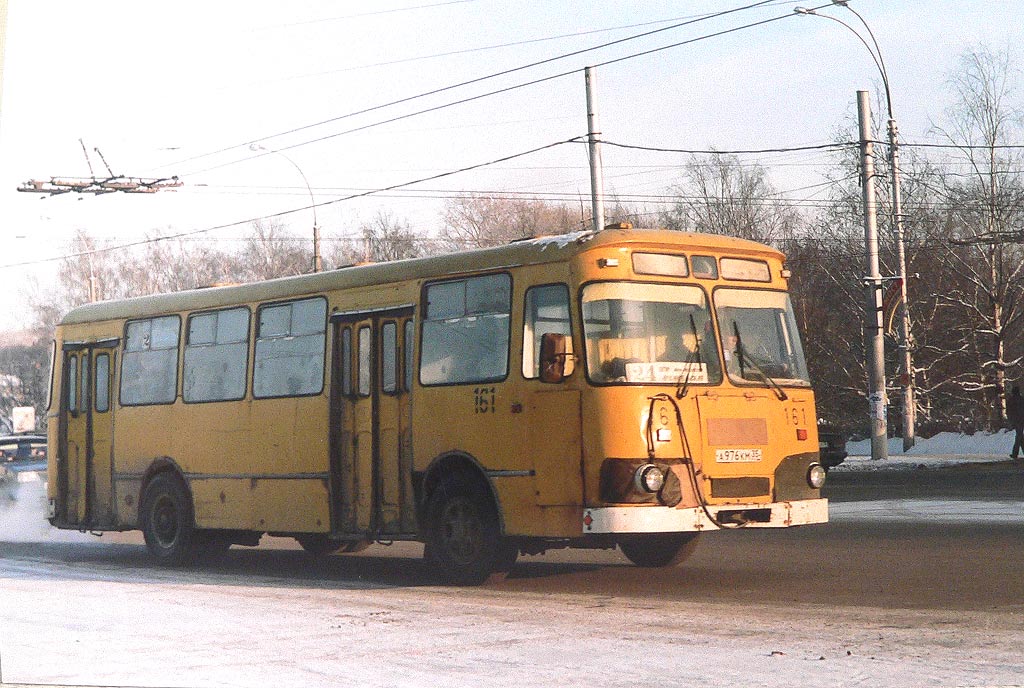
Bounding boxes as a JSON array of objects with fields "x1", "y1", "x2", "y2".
[
  {"x1": 330, "y1": 309, "x2": 416, "y2": 537},
  {"x1": 58, "y1": 341, "x2": 117, "y2": 527}
]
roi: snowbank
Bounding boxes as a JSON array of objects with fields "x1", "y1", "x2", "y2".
[{"x1": 843, "y1": 430, "x2": 1011, "y2": 462}]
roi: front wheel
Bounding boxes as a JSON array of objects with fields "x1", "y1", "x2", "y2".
[
  {"x1": 619, "y1": 532, "x2": 701, "y2": 568},
  {"x1": 425, "y1": 475, "x2": 516, "y2": 585},
  {"x1": 140, "y1": 473, "x2": 198, "y2": 566}
]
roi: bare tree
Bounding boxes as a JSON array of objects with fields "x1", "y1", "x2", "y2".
[
  {"x1": 659, "y1": 153, "x2": 801, "y2": 247},
  {"x1": 358, "y1": 211, "x2": 428, "y2": 263},
  {"x1": 930, "y1": 46, "x2": 1024, "y2": 426},
  {"x1": 0, "y1": 340, "x2": 51, "y2": 433},
  {"x1": 236, "y1": 219, "x2": 311, "y2": 281},
  {"x1": 439, "y1": 195, "x2": 578, "y2": 250}
]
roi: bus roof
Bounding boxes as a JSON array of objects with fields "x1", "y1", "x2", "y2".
[{"x1": 59, "y1": 228, "x2": 782, "y2": 326}]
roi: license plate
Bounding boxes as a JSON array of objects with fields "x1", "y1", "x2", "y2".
[{"x1": 715, "y1": 448, "x2": 763, "y2": 463}]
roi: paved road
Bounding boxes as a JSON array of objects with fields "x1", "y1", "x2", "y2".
[
  {"x1": 824, "y1": 458, "x2": 1024, "y2": 502},
  {"x1": 3, "y1": 460, "x2": 1023, "y2": 611},
  {"x1": 1, "y1": 463, "x2": 1022, "y2": 687}
]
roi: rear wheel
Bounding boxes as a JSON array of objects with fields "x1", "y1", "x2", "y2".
[
  {"x1": 425, "y1": 474, "x2": 516, "y2": 585},
  {"x1": 140, "y1": 473, "x2": 198, "y2": 566},
  {"x1": 619, "y1": 532, "x2": 701, "y2": 568}
]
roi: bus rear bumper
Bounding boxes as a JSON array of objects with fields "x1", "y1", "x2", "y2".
[{"x1": 582, "y1": 498, "x2": 828, "y2": 534}]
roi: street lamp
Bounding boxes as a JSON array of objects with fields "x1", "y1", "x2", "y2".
[
  {"x1": 249, "y1": 144, "x2": 322, "y2": 273},
  {"x1": 795, "y1": 2, "x2": 916, "y2": 452}
]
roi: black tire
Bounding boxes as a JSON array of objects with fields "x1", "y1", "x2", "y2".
[
  {"x1": 140, "y1": 473, "x2": 198, "y2": 566},
  {"x1": 295, "y1": 534, "x2": 344, "y2": 557},
  {"x1": 619, "y1": 532, "x2": 701, "y2": 568},
  {"x1": 425, "y1": 474, "x2": 516, "y2": 585}
]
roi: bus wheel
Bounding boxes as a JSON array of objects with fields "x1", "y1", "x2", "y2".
[
  {"x1": 295, "y1": 534, "x2": 343, "y2": 557},
  {"x1": 140, "y1": 473, "x2": 198, "y2": 566},
  {"x1": 619, "y1": 533, "x2": 701, "y2": 568},
  {"x1": 426, "y1": 475, "x2": 516, "y2": 585}
]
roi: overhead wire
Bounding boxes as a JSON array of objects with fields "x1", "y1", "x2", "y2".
[
  {"x1": 249, "y1": 10, "x2": 749, "y2": 87},
  {"x1": 0, "y1": 136, "x2": 585, "y2": 270},
  {"x1": 162, "y1": 0, "x2": 794, "y2": 175}
]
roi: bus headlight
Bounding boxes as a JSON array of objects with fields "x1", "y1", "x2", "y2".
[
  {"x1": 634, "y1": 464, "x2": 665, "y2": 494},
  {"x1": 807, "y1": 463, "x2": 826, "y2": 489}
]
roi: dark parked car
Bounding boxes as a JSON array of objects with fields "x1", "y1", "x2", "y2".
[
  {"x1": 0, "y1": 434, "x2": 47, "y2": 499},
  {"x1": 817, "y1": 422, "x2": 848, "y2": 470}
]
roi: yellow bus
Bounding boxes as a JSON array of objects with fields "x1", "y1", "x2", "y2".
[{"x1": 47, "y1": 226, "x2": 827, "y2": 584}]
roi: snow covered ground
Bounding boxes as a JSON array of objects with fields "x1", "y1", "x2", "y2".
[
  {"x1": 1, "y1": 434, "x2": 1022, "y2": 688},
  {"x1": 843, "y1": 428, "x2": 1019, "y2": 464}
]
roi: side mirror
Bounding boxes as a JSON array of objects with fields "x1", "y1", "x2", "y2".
[{"x1": 540, "y1": 332, "x2": 570, "y2": 384}]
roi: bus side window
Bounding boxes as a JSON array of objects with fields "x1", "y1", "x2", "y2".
[
  {"x1": 183, "y1": 307, "x2": 250, "y2": 403},
  {"x1": 253, "y1": 297, "x2": 326, "y2": 398},
  {"x1": 81, "y1": 352, "x2": 90, "y2": 411},
  {"x1": 95, "y1": 353, "x2": 110, "y2": 413},
  {"x1": 403, "y1": 320, "x2": 414, "y2": 392},
  {"x1": 121, "y1": 316, "x2": 180, "y2": 406},
  {"x1": 67, "y1": 355, "x2": 78, "y2": 414},
  {"x1": 340, "y1": 326, "x2": 353, "y2": 397},
  {"x1": 357, "y1": 326, "x2": 372, "y2": 397},
  {"x1": 420, "y1": 274, "x2": 511, "y2": 386},
  {"x1": 382, "y1": 321, "x2": 397, "y2": 394},
  {"x1": 523, "y1": 284, "x2": 573, "y2": 379}
]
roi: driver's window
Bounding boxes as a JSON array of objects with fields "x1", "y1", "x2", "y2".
[{"x1": 523, "y1": 284, "x2": 573, "y2": 379}]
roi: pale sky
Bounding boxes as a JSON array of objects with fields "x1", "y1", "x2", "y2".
[{"x1": 0, "y1": 0, "x2": 1019, "y2": 332}]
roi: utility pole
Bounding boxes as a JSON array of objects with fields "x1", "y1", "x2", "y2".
[
  {"x1": 858, "y1": 91, "x2": 888, "y2": 460},
  {"x1": 794, "y1": 3, "x2": 915, "y2": 449},
  {"x1": 888, "y1": 117, "x2": 915, "y2": 450},
  {"x1": 585, "y1": 66, "x2": 605, "y2": 233}
]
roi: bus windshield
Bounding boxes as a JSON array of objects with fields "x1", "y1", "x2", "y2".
[
  {"x1": 714, "y1": 288, "x2": 810, "y2": 386},
  {"x1": 582, "y1": 282, "x2": 722, "y2": 385}
]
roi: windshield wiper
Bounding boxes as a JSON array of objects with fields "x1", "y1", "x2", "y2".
[
  {"x1": 732, "y1": 322, "x2": 788, "y2": 401},
  {"x1": 675, "y1": 314, "x2": 702, "y2": 399}
]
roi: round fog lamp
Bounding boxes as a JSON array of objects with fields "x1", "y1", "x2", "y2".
[
  {"x1": 807, "y1": 463, "x2": 827, "y2": 489},
  {"x1": 634, "y1": 464, "x2": 665, "y2": 493}
]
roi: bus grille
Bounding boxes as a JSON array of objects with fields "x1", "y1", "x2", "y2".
[{"x1": 710, "y1": 477, "x2": 770, "y2": 499}]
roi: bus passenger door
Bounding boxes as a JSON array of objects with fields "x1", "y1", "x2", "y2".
[
  {"x1": 58, "y1": 348, "x2": 86, "y2": 524},
  {"x1": 376, "y1": 315, "x2": 416, "y2": 533},
  {"x1": 330, "y1": 320, "x2": 363, "y2": 533},
  {"x1": 330, "y1": 308, "x2": 415, "y2": 537},
  {"x1": 87, "y1": 346, "x2": 116, "y2": 525},
  {"x1": 58, "y1": 341, "x2": 117, "y2": 526}
]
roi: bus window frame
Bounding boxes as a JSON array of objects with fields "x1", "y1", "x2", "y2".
[
  {"x1": 182, "y1": 305, "x2": 252, "y2": 405},
  {"x1": 403, "y1": 320, "x2": 414, "y2": 393},
  {"x1": 67, "y1": 355, "x2": 79, "y2": 416},
  {"x1": 719, "y1": 257, "x2": 772, "y2": 283},
  {"x1": 340, "y1": 325, "x2": 354, "y2": 399},
  {"x1": 381, "y1": 320, "x2": 398, "y2": 396},
  {"x1": 522, "y1": 282, "x2": 574, "y2": 381},
  {"x1": 95, "y1": 352, "x2": 111, "y2": 413},
  {"x1": 119, "y1": 314, "x2": 182, "y2": 407},
  {"x1": 418, "y1": 271, "x2": 513, "y2": 388},
  {"x1": 577, "y1": 279, "x2": 720, "y2": 388},
  {"x1": 711, "y1": 284, "x2": 811, "y2": 388},
  {"x1": 252, "y1": 296, "x2": 328, "y2": 400},
  {"x1": 357, "y1": 324, "x2": 372, "y2": 398}
]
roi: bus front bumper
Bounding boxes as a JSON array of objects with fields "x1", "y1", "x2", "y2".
[{"x1": 582, "y1": 498, "x2": 828, "y2": 533}]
